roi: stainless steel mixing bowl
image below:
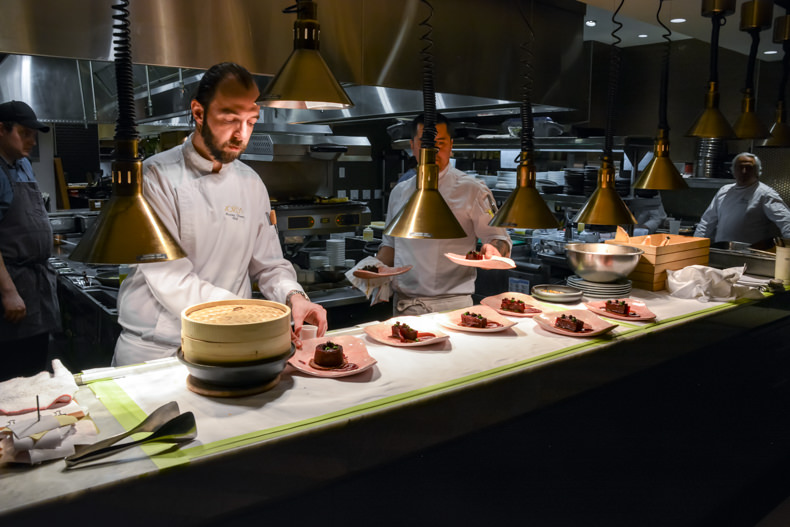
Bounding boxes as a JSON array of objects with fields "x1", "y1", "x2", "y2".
[{"x1": 564, "y1": 243, "x2": 643, "y2": 283}]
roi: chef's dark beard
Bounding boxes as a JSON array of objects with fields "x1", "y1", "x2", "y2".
[{"x1": 200, "y1": 122, "x2": 246, "y2": 164}]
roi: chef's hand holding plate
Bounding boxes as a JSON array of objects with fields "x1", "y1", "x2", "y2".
[{"x1": 290, "y1": 294, "x2": 327, "y2": 349}]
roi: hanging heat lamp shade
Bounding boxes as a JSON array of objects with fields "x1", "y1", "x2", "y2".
[
  {"x1": 384, "y1": 147, "x2": 465, "y2": 238},
  {"x1": 634, "y1": 0, "x2": 687, "y2": 191},
  {"x1": 258, "y1": 0, "x2": 353, "y2": 110},
  {"x1": 575, "y1": 155, "x2": 636, "y2": 226},
  {"x1": 574, "y1": 0, "x2": 635, "y2": 226},
  {"x1": 384, "y1": 0, "x2": 465, "y2": 240},
  {"x1": 490, "y1": 154, "x2": 559, "y2": 229},
  {"x1": 71, "y1": 0, "x2": 186, "y2": 264},
  {"x1": 635, "y1": 130, "x2": 687, "y2": 190},
  {"x1": 687, "y1": 0, "x2": 737, "y2": 139},
  {"x1": 762, "y1": 15, "x2": 790, "y2": 147},
  {"x1": 489, "y1": 1, "x2": 557, "y2": 230},
  {"x1": 733, "y1": 0, "x2": 772, "y2": 139}
]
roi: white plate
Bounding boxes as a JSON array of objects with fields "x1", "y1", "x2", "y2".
[
  {"x1": 531, "y1": 284, "x2": 584, "y2": 303},
  {"x1": 437, "y1": 305, "x2": 517, "y2": 333}
]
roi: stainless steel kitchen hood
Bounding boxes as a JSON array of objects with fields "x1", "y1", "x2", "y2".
[{"x1": 242, "y1": 131, "x2": 372, "y2": 162}]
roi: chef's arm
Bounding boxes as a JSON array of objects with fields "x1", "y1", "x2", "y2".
[
  {"x1": 376, "y1": 245, "x2": 395, "y2": 266},
  {"x1": 0, "y1": 250, "x2": 26, "y2": 323}
]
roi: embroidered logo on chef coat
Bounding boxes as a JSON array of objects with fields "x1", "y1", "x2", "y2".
[{"x1": 224, "y1": 204, "x2": 246, "y2": 221}]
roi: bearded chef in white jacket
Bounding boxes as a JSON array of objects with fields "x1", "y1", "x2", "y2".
[{"x1": 113, "y1": 62, "x2": 327, "y2": 366}]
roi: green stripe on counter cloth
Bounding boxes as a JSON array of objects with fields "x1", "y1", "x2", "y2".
[{"x1": 88, "y1": 298, "x2": 750, "y2": 466}]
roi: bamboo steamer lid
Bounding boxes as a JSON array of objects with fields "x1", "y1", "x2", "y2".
[
  {"x1": 181, "y1": 299, "x2": 291, "y2": 344},
  {"x1": 181, "y1": 333, "x2": 290, "y2": 364}
]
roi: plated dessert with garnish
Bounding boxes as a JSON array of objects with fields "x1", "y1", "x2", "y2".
[
  {"x1": 584, "y1": 298, "x2": 656, "y2": 321},
  {"x1": 353, "y1": 264, "x2": 413, "y2": 280},
  {"x1": 437, "y1": 305, "x2": 517, "y2": 333},
  {"x1": 289, "y1": 336, "x2": 377, "y2": 378},
  {"x1": 364, "y1": 317, "x2": 450, "y2": 347},
  {"x1": 480, "y1": 292, "x2": 543, "y2": 318},
  {"x1": 533, "y1": 309, "x2": 617, "y2": 338}
]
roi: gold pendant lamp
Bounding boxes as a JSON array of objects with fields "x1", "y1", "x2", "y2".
[
  {"x1": 634, "y1": 0, "x2": 687, "y2": 190},
  {"x1": 489, "y1": 0, "x2": 558, "y2": 229},
  {"x1": 762, "y1": 15, "x2": 790, "y2": 147},
  {"x1": 71, "y1": 0, "x2": 186, "y2": 264},
  {"x1": 574, "y1": 0, "x2": 635, "y2": 227},
  {"x1": 732, "y1": 0, "x2": 773, "y2": 139},
  {"x1": 384, "y1": 0, "x2": 465, "y2": 240},
  {"x1": 258, "y1": 0, "x2": 353, "y2": 110},
  {"x1": 686, "y1": 0, "x2": 737, "y2": 139}
]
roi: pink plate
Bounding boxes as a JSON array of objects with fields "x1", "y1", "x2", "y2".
[
  {"x1": 353, "y1": 265, "x2": 413, "y2": 280},
  {"x1": 444, "y1": 253, "x2": 516, "y2": 270},
  {"x1": 364, "y1": 316, "x2": 450, "y2": 347},
  {"x1": 480, "y1": 292, "x2": 544, "y2": 318},
  {"x1": 289, "y1": 335, "x2": 377, "y2": 378},
  {"x1": 584, "y1": 298, "x2": 656, "y2": 322},
  {"x1": 437, "y1": 304, "x2": 518, "y2": 333},
  {"x1": 533, "y1": 309, "x2": 617, "y2": 338}
]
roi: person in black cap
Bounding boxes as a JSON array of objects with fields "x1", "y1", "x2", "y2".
[{"x1": 0, "y1": 100, "x2": 60, "y2": 380}]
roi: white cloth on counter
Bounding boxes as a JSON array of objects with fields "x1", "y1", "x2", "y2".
[
  {"x1": 666, "y1": 265, "x2": 766, "y2": 302},
  {"x1": 380, "y1": 165, "x2": 511, "y2": 298},
  {"x1": 0, "y1": 359, "x2": 78, "y2": 416},
  {"x1": 345, "y1": 256, "x2": 392, "y2": 305},
  {"x1": 114, "y1": 134, "x2": 303, "y2": 366}
]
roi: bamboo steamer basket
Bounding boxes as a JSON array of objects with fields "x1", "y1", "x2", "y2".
[{"x1": 181, "y1": 299, "x2": 291, "y2": 364}]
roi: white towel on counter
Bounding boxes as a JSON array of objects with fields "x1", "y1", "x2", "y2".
[
  {"x1": 666, "y1": 265, "x2": 766, "y2": 302},
  {"x1": 0, "y1": 359, "x2": 79, "y2": 416},
  {"x1": 345, "y1": 256, "x2": 393, "y2": 306}
]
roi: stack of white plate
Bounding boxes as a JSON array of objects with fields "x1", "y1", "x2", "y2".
[
  {"x1": 547, "y1": 170, "x2": 565, "y2": 187},
  {"x1": 325, "y1": 238, "x2": 346, "y2": 267},
  {"x1": 566, "y1": 275, "x2": 632, "y2": 298},
  {"x1": 495, "y1": 170, "x2": 517, "y2": 189}
]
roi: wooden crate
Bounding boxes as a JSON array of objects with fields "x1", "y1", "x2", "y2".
[{"x1": 605, "y1": 234, "x2": 710, "y2": 291}]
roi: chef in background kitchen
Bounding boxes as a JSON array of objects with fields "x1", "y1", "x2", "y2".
[
  {"x1": 0, "y1": 101, "x2": 59, "y2": 380},
  {"x1": 114, "y1": 62, "x2": 326, "y2": 366},
  {"x1": 694, "y1": 152, "x2": 790, "y2": 245},
  {"x1": 377, "y1": 113, "x2": 512, "y2": 315}
]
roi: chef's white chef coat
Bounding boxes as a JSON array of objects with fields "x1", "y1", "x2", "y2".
[
  {"x1": 114, "y1": 135, "x2": 301, "y2": 365},
  {"x1": 381, "y1": 166, "x2": 511, "y2": 298},
  {"x1": 693, "y1": 180, "x2": 790, "y2": 244}
]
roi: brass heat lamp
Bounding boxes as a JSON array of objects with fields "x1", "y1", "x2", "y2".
[
  {"x1": 71, "y1": 0, "x2": 186, "y2": 264},
  {"x1": 762, "y1": 15, "x2": 790, "y2": 147},
  {"x1": 258, "y1": 0, "x2": 353, "y2": 110},
  {"x1": 732, "y1": 0, "x2": 772, "y2": 139},
  {"x1": 383, "y1": 147, "x2": 465, "y2": 239},
  {"x1": 634, "y1": 0, "x2": 687, "y2": 190},
  {"x1": 490, "y1": 152, "x2": 558, "y2": 229},
  {"x1": 575, "y1": 155, "x2": 636, "y2": 226},
  {"x1": 687, "y1": 0, "x2": 737, "y2": 139}
]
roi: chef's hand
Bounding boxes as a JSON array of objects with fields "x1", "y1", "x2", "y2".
[
  {"x1": 290, "y1": 295, "x2": 328, "y2": 349},
  {"x1": 480, "y1": 243, "x2": 503, "y2": 259},
  {"x1": 2, "y1": 290, "x2": 26, "y2": 323}
]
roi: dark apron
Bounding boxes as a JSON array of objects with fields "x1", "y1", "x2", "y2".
[{"x1": 0, "y1": 162, "x2": 59, "y2": 341}]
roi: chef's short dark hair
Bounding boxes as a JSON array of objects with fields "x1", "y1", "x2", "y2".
[
  {"x1": 193, "y1": 62, "x2": 257, "y2": 111},
  {"x1": 410, "y1": 112, "x2": 453, "y2": 140}
]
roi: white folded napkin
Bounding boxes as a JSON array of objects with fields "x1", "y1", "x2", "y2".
[
  {"x1": 0, "y1": 359, "x2": 78, "y2": 416},
  {"x1": 345, "y1": 256, "x2": 393, "y2": 305},
  {"x1": 666, "y1": 265, "x2": 765, "y2": 302}
]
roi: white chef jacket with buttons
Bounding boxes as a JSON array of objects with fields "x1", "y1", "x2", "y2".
[
  {"x1": 381, "y1": 165, "x2": 511, "y2": 298},
  {"x1": 693, "y1": 180, "x2": 790, "y2": 244},
  {"x1": 114, "y1": 134, "x2": 301, "y2": 366}
]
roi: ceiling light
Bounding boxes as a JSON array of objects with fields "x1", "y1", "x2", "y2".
[
  {"x1": 258, "y1": 0, "x2": 353, "y2": 110},
  {"x1": 764, "y1": 50, "x2": 779, "y2": 55},
  {"x1": 638, "y1": 34, "x2": 648, "y2": 38},
  {"x1": 585, "y1": 20, "x2": 597, "y2": 27},
  {"x1": 670, "y1": 18, "x2": 686, "y2": 24}
]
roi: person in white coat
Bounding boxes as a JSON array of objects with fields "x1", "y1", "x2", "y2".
[
  {"x1": 694, "y1": 152, "x2": 790, "y2": 245},
  {"x1": 114, "y1": 62, "x2": 327, "y2": 366},
  {"x1": 377, "y1": 113, "x2": 512, "y2": 315}
]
